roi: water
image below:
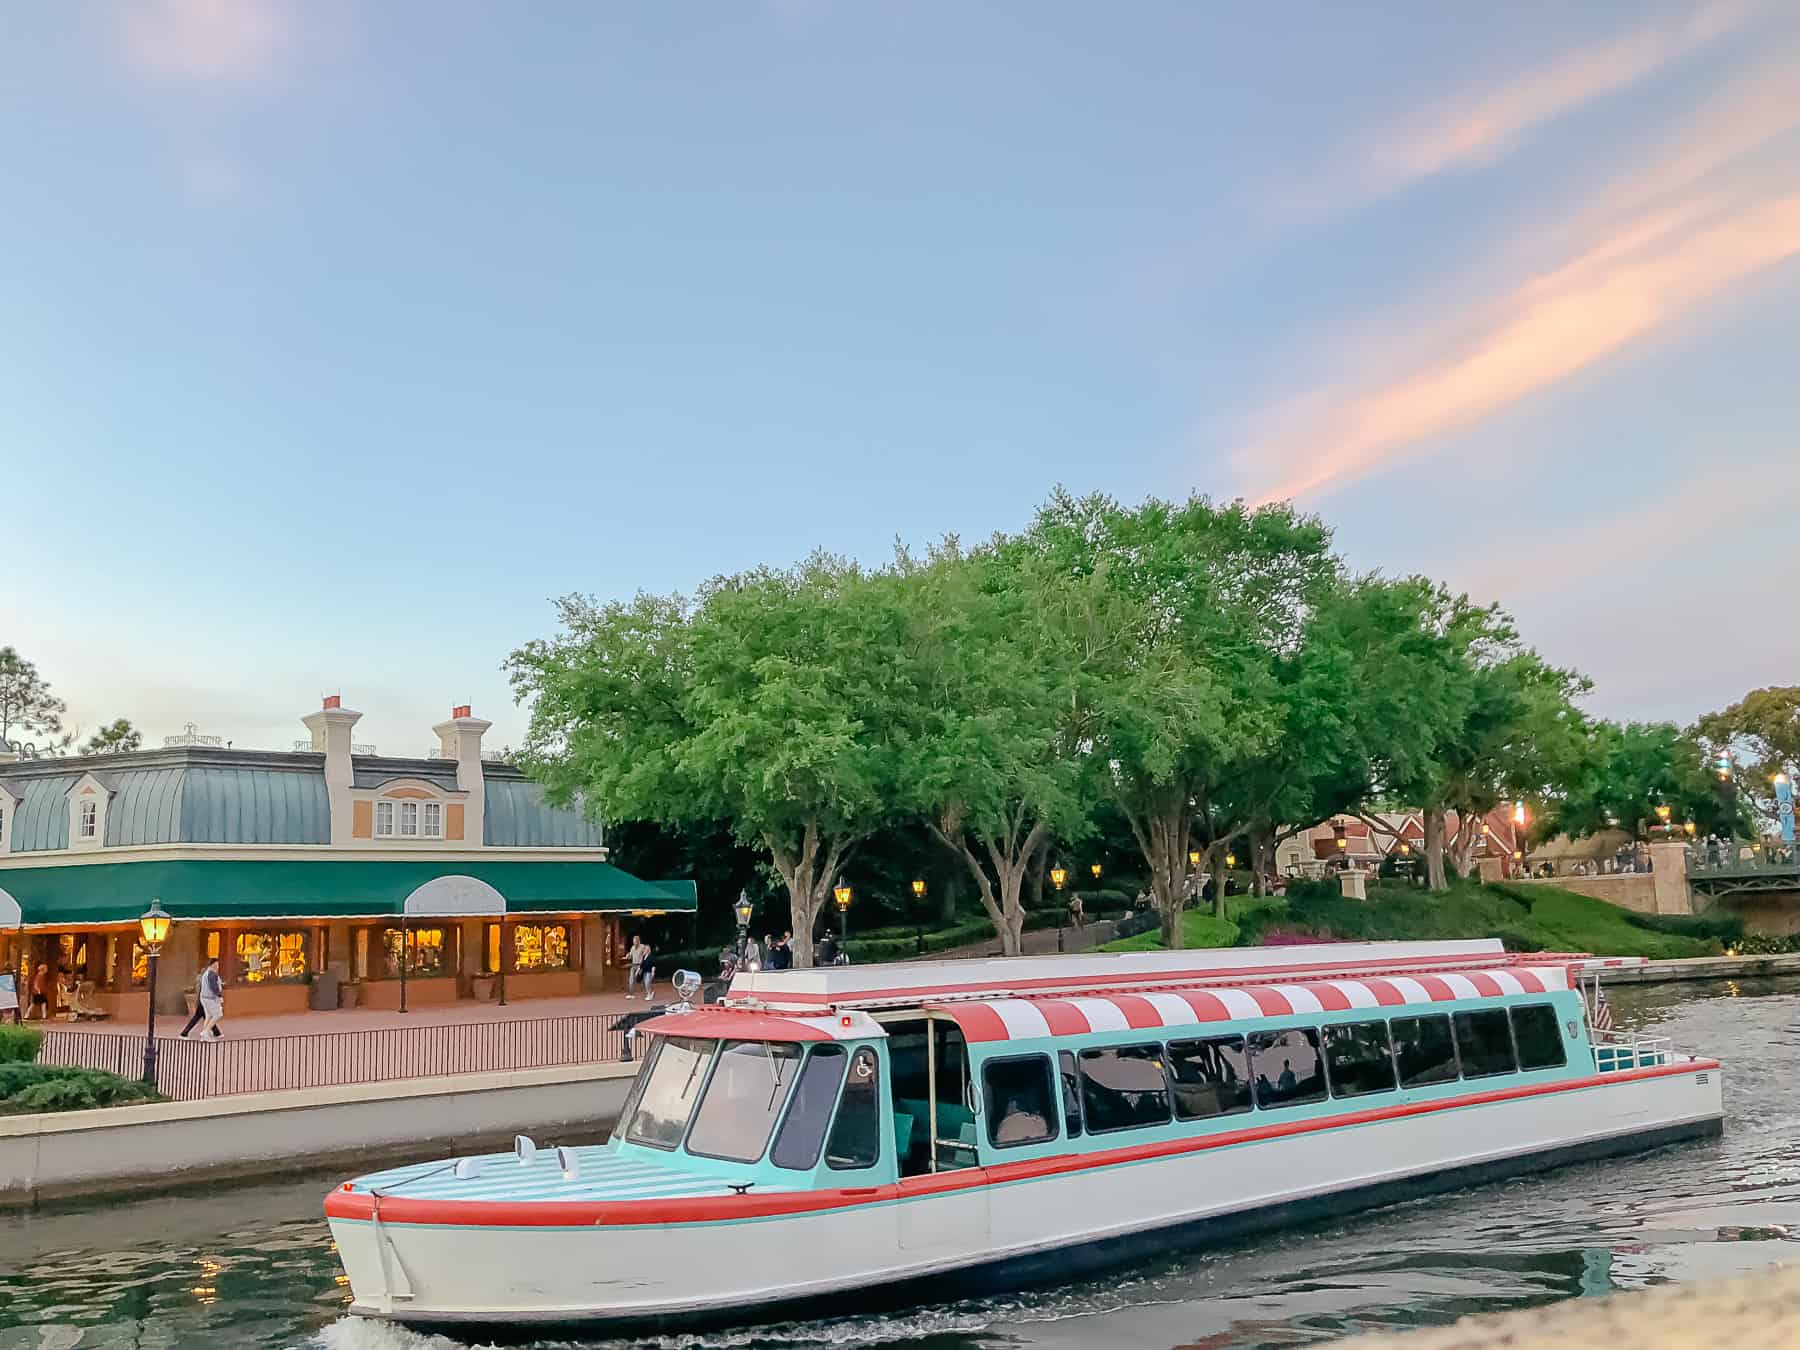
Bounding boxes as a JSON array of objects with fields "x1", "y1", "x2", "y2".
[{"x1": 2, "y1": 978, "x2": 1797, "y2": 1350}]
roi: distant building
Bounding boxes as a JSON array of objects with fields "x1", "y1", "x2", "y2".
[{"x1": 0, "y1": 697, "x2": 692, "y2": 1019}]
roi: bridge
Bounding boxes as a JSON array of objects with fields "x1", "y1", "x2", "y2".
[{"x1": 1687, "y1": 850, "x2": 1800, "y2": 900}]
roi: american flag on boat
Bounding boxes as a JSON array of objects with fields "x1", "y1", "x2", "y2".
[{"x1": 1590, "y1": 984, "x2": 1615, "y2": 1033}]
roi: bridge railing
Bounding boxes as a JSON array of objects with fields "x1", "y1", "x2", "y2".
[{"x1": 1687, "y1": 842, "x2": 1797, "y2": 874}]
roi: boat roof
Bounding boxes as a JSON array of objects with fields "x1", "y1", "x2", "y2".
[
  {"x1": 631, "y1": 1005, "x2": 882, "y2": 1042},
  {"x1": 921, "y1": 963, "x2": 1572, "y2": 1044},
  {"x1": 725, "y1": 940, "x2": 1635, "y2": 1012}
]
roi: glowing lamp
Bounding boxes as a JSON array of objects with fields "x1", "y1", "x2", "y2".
[
  {"x1": 911, "y1": 879, "x2": 926, "y2": 899},
  {"x1": 138, "y1": 901, "x2": 172, "y2": 955},
  {"x1": 1188, "y1": 849, "x2": 1202, "y2": 868},
  {"x1": 1050, "y1": 866, "x2": 1067, "y2": 890},
  {"x1": 1225, "y1": 853, "x2": 1236, "y2": 868},
  {"x1": 733, "y1": 892, "x2": 754, "y2": 928},
  {"x1": 1090, "y1": 863, "x2": 1102, "y2": 880},
  {"x1": 834, "y1": 885, "x2": 853, "y2": 912}
]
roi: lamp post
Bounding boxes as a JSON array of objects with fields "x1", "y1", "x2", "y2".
[
  {"x1": 911, "y1": 879, "x2": 926, "y2": 956},
  {"x1": 733, "y1": 890, "x2": 754, "y2": 965},
  {"x1": 138, "y1": 902, "x2": 171, "y2": 1087},
  {"x1": 1655, "y1": 803, "x2": 1672, "y2": 835},
  {"x1": 1050, "y1": 866, "x2": 1067, "y2": 952},
  {"x1": 834, "y1": 884, "x2": 852, "y2": 962}
]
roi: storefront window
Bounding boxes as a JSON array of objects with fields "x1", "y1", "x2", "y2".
[
  {"x1": 379, "y1": 927, "x2": 449, "y2": 978},
  {"x1": 512, "y1": 923, "x2": 571, "y2": 972},
  {"x1": 130, "y1": 942, "x2": 149, "y2": 987},
  {"x1": 235, "y1": 931, "x2": 310, "y2": 984}
]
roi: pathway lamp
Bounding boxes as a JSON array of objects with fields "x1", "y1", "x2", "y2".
[
  {"x1": 911, "y1": 879, "x2": 926, "y2": 955},
  {"x1": 1090, "y1": 863, "x2": 1102, "y2": 881},
  {"x1": 1656, "y1": 804, "x2": 1672, "y2": 832},
  {"x1": 1225, "y1": 852, "x2": 1236, "y2": 869},
  {"x1": 138, "y1": 901, "x2": 172, "y2": 1087},
  {"x1": 733, "y1": 891, "x2": 754, "y2": 964},
  {"x1": 834, "y1": 885, "x2": 852, "y2": 961},
  {"x1": 1050, "y1": 866, "x2": 1067, "y2": 890},
  {"x1": 1332, "y1": 821, "x2": 1348, "y2": 854},
  {"x1": 1685, "y1": 821, "x2": 1697, "y2": 837},
  {"x1": 1188, "y1": 849, "x2": 1202, "y2": 869}
]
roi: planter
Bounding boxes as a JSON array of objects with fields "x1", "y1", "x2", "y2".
[
  {"x1": 338, "y1": 983, "x2": 361, "y2": 1010},
  {"x1": 471, "y1": 976, "x2": 496, "y2": 1002}
]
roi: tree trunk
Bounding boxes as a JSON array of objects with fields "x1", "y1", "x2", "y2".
[
  {"x1": 1211, "y1": 849, "x2": 1229, "y2": 920},
  {"x1": 1423, "y1": 806, "x2": 1449, "y2": 892},
  {"x1": 932, "y1": 814, "x2": 1047, "y2": 957},
  {"x1": 1121, "y1": 788, "x2": 1191, "y2": 949},
  {"x1": 765, "y1": 818, "x2": 856, "y2": 969},
  {"x1": 1251, "y1": 832, "x2": 1269, "y2": 898}
]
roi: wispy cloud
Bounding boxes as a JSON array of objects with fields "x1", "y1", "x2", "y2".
[
  {"x1": 1237, "y1": 50, "x2": 1800, "y2": 506},
  {"x1": 1269, "y1": 2, "x2": 1753, "y2": 222},
  {"x1": 121, "y1": 0, "x2": 289, "y2": 84}
]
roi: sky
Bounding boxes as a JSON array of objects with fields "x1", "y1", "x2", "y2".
[{"x1": 4, "y1": 0, "x2": 1797, "y2": 756}]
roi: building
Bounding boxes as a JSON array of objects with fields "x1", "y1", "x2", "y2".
[{"x1": 0, "y1": 698, "x2": 693, "y2": 1019}]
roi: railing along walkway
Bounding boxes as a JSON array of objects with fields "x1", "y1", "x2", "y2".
[{"x1": 37, "y1": 1011, "x2": 626, "y2": 1102}]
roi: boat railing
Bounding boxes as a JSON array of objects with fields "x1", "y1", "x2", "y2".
[{"x1": 1590, "y1": 1026, "x2": 1674, "y2": 1073}]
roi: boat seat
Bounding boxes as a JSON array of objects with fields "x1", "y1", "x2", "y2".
[{"x1": 891, "y1": 1110, "x2": 916, "y2": 1160}]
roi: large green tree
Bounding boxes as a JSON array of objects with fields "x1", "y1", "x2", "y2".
[
  {"x1": 0, "y1": 647, "x2": 70, "y2": 754},
  {"x1": 509, "y1": 555, "x2": 910, "y2": 967},
  {"x1": 899, "y1": 543, "x2": 1093, "y2": 953},
  {"x1": 1022, "y1": 491, "x2": 1335, "y2": 945},
  {"x1": 1698, "y1": 686, "x2": 1800, "y2": 776},
  {"x1": 1548, "y1": 720, "x2": 1743, "y2": 841}
]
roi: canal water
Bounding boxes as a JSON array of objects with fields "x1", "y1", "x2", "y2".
[{"x1": 2, "y1": 978, "x2": 1796, "y2": 1350}]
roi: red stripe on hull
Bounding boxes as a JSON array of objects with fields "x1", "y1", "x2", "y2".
[{"x1": 325, "y1": 1059, "x2": 1720, "y2": 1230}]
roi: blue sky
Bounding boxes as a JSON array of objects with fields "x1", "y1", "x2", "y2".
[{"x1": 5, "y1": 1, "x2": 1797, "y2": 755}]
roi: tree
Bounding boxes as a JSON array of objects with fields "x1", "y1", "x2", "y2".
[
  {"x1": 1548, "y1": 720, "x2": 1744, "y2": 841},
  {"x1": 81, "y1": 719, "x2": 142, "y2": 756},
  {"x1": 1698, "y1": 687, "x2": 1800, "y2": 776},
  {"x1": 0, "y1": 647, "x2": 70, "y2": 754},
  {"x1": 509, "y1": 555, "x2": 909, "y2": 968},
  {"x1": 900, "y1": 543, "x2": 1093, "y2": 954},
  {"x1": 1022, "y1": 491, "x2": 1336, "y2": 945}
]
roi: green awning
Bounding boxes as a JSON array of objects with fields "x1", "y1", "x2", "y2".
[{"x1": 0, "y1": 858, "x2": 696, "y2": 927}]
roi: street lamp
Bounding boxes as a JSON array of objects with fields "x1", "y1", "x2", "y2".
[
  {"x1": 1188, "y1": 849, "x2": 1202, "y2": 869},
  {"x1": 834, "y1": 884, "x2": 852, "y2": 961},
  {"x1": 1655, "y1": 803, "x2": 1672, "y2": 831},
  {"x1": 1050, "y1": 866, "x2": 1067, "y2": 890},
  {"x1": 138, "y1": 901, "x2": 172, "y2": 1087},
  {"x1": 1684, "y1": 821, "x2": 1697, "y2": 837},
  {"x1": 911, "y1": 879, "x2": 927, "y2": 956},
  {"x1": 733, "y1": 890, "x2": 754, "y2": 964},
  {"x1": 1090, "y1": 863, "x2": 1102, "y2": 881},
  {"x1": 1224, "y1": 852, "x2": 1237, "y2": 869}
]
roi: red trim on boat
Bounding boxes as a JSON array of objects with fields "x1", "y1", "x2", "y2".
[
  {"x1": 631, "y1": 1009, "x2": 835, "y2": 1042},
  {"x1": 1111, "y1": 993, "x2": 1162, "y2": 1029},
  {"x1": 1466, "y1": 972, "x2": 1504, "y2": 998},
  {"x1": 1038, "y1": 1000, "x2": 1092, "y2": 1036},
  {"x1": 1361, "y1": 978, "x2": 1405, "y2": 1007},
  {"x1": 1301, "y1": 982, "x2": 1353, "y2": 1012},
  {"x1": 324, "y1": 1059, "x2": 1720, "y2": 1230}
]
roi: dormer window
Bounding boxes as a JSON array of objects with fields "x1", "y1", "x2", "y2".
[
  {"x1": 374, "y1": 797, "x2": 443, "y2": 839},
  {"x1": 78, "y1": 800, "x2": 97, "y2": 840}
]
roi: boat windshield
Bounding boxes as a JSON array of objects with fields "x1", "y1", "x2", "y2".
[
  {"x1": 685, "y1": 1039, "x2": 803, "y2": 1163},
  {"x1": 623, "y1": 1036, "x2": 716, "y2": 1150}
]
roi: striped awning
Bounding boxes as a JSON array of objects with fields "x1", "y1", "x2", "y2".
[{"x1": 924, "y1": 965, "x2": 1572, "y2": 1044}]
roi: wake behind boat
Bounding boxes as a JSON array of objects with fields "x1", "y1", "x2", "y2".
[{"x1": 324, "y1": 938, "x2": 1723, "y2": 1331}]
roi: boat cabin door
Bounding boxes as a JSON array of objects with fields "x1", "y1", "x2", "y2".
[{"x1": 886, "y1": 1012, "x2": 990, "y2": 1253}]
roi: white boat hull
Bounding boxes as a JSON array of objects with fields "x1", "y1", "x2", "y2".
[{"x1": 329, "y1": 1061, "x2": 1723, "y2": 1329}]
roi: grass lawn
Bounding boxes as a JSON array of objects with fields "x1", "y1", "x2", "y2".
[{"x1": 1102, "y1": 880, "x2": 1732, "y2": 959}]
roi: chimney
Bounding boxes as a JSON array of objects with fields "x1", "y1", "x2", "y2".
[
  {"x1": 301, "y1": 695, "x2": 362, "y2": 843},
  {"x1": 433, "y1": 704, "x2": 493, "y2": 848}
]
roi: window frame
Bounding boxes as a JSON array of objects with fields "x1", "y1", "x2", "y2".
[
  {"x1": 231, "y1": 928, "x2": 312, "y2": 985},
  {"x1": 78, "y1": 800, "x2": 98, "y2": 839},
  {"x1": 1077, "y1": 1042, "x2": 1174, "y2": 1135},
  {"x1": 1246, "y1": 1025, "x2": 1330, "y2": 1110},
  {"x1": 374, "y1": 800, "x2": 396, "y2": 837},
  {"x1": 1322, "y1": 1020, "x2": 1400, "y2": 1100},
  {"x1": 1165, "y1": 1034, "x2": 1255, "y2": 1122},
  {"x1": 683, "y1": 1038, "x2": 805, "y2": 1164},
  {"x1": 622, "y1": 1035, "x2": 718, "y2": 1152},
  {"x1": 770, "y1": 1044, "x2": 850, "y2": 1171},
  {"x1": 1509, "y1": 1003, "x2": 1568, "y2": 1072},
  {"x1": 824, "y1": 1045, "x2": 884, "y2": 1171},
  {"x1": 399, "y1": 801, "x2": 419, "y2": 837},
  {"x1": 1452, "y1": 1007, "x2": 1519, "y2": 1080},
  {"x1": 1391, "y1": 1012, "x2": 1462, "y2": 1089},
  {"x1": 980, "y1": 1053, "x2": 1060, "y2": 1150},
  {"x1": 1057, "y1": 1048, "x2": 1083, "y2": 1138}
]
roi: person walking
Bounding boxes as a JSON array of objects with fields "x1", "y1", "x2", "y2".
[
  {"x1": 26, "y1": 963, "x2": 50, "y2": 1021},
  {"x1": 194, "y1": 957, "x2": 224, "y2": 1038},
  {"x1": 625, "y1": 934, "x2": 646, "y2": 999},
  {"x1": 178, "y1": 960, "x2": 214, "y2": 1037}
]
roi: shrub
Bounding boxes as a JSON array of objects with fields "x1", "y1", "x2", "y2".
[
  {"x1": 1734, "y1": 933, "x2": 1799, "y2": 956},
  {"x1": 3, "y1": 1068, "x2": 160, "y2": 1114},
  {"x1": 0, "y1": 1024, "x2": 42, "y2": 1064},
  {"x1": 1624, "y1": 911, "x2": 1746, "y2": 944},
  {"x1": 0, "y1": 1062, "x2": 66, "y2": 1097}
]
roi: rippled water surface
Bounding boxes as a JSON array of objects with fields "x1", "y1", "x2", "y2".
[{"x1": 2, "y1": 978, "x2": 1797, "y2": 1350}]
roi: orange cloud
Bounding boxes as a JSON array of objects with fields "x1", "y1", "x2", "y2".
[
  {"x1": 1371, "y1": 1, "x2": 1749, "y2": 186},
  {"x1": 122, "y1": 0, "x2": 288, "y2": 83}
]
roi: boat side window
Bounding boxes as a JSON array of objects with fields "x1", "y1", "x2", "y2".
[
  {"x1": 1452, "y1": 1008, "x2": 1517, "y2": 1078},
  {"x1": 1078, "y1": 1043, "x2": 1172, "y2": 1133},
  {"x1": 1323, "y1": 1021, "x2": 1398, "y2": 1098},
  {"x1": 1246, "y1": 1027, "x2": 1328, "y2": 1109},
  {"x1": 610, "y1": 1035, "x2": 662, "y2": 1144},
  {"x1": 1058, "y1": 1049, "x2": 1083, "y2": 1137},
  {"x1": 982, "y1": 1055, "x2": 1058, "y2": 1149},
  {"x1": 771, "y1": 1045, "x2": 848, "y2": 1171},
  {"x1": 685, "y1": 1039, "x2": 803, "y2": 1164},
  {"x1": 1510, "y1": 1004, "x2": 1567, "y2": 1071},
  {"x1": 1392, "y1": 1015, "x2": 1459, "y2": 1087},
  {"x1": 1165, "y1": 1035, "x2": 1252, "y2": 1120},
  {"x1": 825, "y1": 1046, "x2": 883, "y2": 1170},
  {"x1": 623, "y1": 1036, "x2": 716, "y2": 1150}
]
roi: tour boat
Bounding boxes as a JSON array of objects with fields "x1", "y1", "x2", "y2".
[{"x1": 324, "y1": 938, "x2": 1723, "y2": 1331}]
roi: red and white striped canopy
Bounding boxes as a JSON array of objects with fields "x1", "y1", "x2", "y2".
[{"x1": 924, "y1": 965, "x2": 1571, "y2": 1044}]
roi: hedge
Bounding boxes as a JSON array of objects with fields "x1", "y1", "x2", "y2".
[{"x1": 0, "y1": 1024, "x2": 42, "y2": 1064}]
